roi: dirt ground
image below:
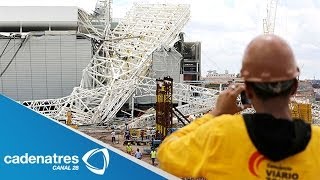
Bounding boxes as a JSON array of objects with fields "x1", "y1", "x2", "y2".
[{"x1": 80, "y1": 128, "x2": 159, "y2": 167}]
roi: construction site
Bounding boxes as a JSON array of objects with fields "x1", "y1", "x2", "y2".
[{"x1": 0, "y1": 0, "x2": 320, "y2": 168}]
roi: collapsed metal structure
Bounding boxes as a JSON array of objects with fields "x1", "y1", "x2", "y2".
[
  {"x1": 23, "y1": 3, "x2": 218, "y2": 126},
  {"x1": 22, "y1": 2, "x2": 320, "y2": 127}
]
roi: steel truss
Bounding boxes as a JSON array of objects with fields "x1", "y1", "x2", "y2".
[
  {"x1": 78, "y1": 0, "x2": 112, "y2": 37},
  {"x1": 24, "y1": 4, "x2": 193, "y2": 125}
]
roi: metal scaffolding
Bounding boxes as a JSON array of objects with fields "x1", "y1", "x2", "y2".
[{"x1": 156, "y1": 77, "x2": 173, "y2": 139}]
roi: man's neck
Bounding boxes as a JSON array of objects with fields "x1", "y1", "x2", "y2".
[{"x1": 254, "y1": 98, "x2": 292, "y2": 120}]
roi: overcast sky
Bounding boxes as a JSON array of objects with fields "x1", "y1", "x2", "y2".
[{"x1": 1, "y1": 0, "x2": 319, "y2": 79}]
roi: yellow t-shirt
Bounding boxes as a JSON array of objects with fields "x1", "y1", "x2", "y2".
[
  {"x1": 151, "y1": 151, "x2": 156, "y2": 159},
  {"x1": 126, "y1": 145, "x2": 132, "y2": 153},
  {"x1": 157, "y1": 114, "x2": 320, "y2": 180}
]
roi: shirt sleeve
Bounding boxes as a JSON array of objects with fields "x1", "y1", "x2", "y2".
[{"x1": 157, "y1": 113, "x2": 216, "y2": 178}]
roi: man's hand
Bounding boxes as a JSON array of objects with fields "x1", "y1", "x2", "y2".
[{"x1": 210, "y1": 84, "x2": 251, "y2": 116}]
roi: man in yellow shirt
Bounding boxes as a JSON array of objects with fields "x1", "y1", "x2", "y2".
[
  {"x1": 150, "y1": 148, "x2": 157, "y2": 166},
  {"x1": 157, "y1": 34, "x2": 320, "y2": 180},
  {"x1": 126, "y1": 143, "x2": 133, "y2": 155}
]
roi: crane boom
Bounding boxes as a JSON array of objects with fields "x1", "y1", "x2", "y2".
[{"x1": 263, "y1": 0, "x2": 278, "y2": 34}]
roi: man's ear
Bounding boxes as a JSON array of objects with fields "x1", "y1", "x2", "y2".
[
  {"x1": 291, "y1": 79, "x2": 299, "y2": 95},
  {"x1": 244, "y1": 82, "x2": 254, "y2": 99}
]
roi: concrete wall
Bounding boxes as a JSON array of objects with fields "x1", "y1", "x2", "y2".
[{"x1": 0, "y1": 31, "x2": 91, "y2": 101}]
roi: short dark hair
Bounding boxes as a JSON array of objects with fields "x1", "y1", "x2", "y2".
[{"x1": 245, "y1": 79, "x2": 296, "y2": 101}]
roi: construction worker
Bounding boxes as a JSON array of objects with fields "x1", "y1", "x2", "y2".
[
  {"x1": 126, "y1": 143, "x2": 133, "y2": 155},
  {"x1": 134, "y1": 148, "x2": 142, "y2": 160},
  {"x1": 157, "y1": 34, "x2": 320, "y2": 179},
  {"x1": 125, "y1": 130, "x2": 130, "y2": 140},
  {"x1": 111, "y1": 130, "x2": 116, "y2": 144},
  {"x1": 140, "y1": 129, "x2": 145, "y2": 141},
  {"x1": 150, "y1": 148, "x2": 157, "y2": 166}
]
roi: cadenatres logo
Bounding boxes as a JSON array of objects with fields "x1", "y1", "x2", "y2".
[
  {"x1": 82, "y1": 148, "x2": 109, "y2": 175},
  {"x1": 2, "y1": 148, "x2": 110, "y2": 175}
]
